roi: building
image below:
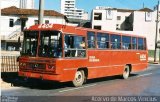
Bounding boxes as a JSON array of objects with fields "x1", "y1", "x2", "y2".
[
  {"x1": 1, "y1": 0, "x2": 34, "y2": 9},
  {"x1": 91, "y1": 6, "x2": 158, "y2": 54},
  {"x1": 0, "y1": 6, "x2": 65, "y2": 51},
  {"x1": 61, "y1": 0, "x2": 88, "y2": 20}
]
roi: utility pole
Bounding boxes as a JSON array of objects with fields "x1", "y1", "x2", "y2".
[
  {"x1": 38, "y1": 0, "x2": 44, "y2": 24},
  {"x1": 154, "y1": 0, "x2": 159, "y2": 63}
]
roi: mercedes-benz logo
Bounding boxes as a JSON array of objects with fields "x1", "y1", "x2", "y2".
[{"x1": 34, "y1": 64, "x2": 38, "y2": 68}]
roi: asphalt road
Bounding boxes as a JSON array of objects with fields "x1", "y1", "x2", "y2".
[{"x1": 1, "y1": 64, "x2": 160, "y2": 102}]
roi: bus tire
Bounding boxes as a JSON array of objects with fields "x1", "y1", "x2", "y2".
[
  {"x1": 122, "y1": 65, "x2": 130, "y2": 79},
  {"x1": 72, "y1": 70, "x2": 85, "y2": 87}
]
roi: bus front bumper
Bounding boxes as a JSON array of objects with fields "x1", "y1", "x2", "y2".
[{"x1": 19, "y1": 71, "x2": 61, "y2": 82}]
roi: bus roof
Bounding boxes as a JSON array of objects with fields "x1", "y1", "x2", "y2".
[{"x1": 25, "y1": 24, "x2": 146, "y2": 38}]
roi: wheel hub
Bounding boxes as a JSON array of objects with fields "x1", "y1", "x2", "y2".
[{"x1": 75, "y1": 71, "x2": 82, "y2": 83}]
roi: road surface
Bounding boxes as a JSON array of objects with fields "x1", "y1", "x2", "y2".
[{"x1": 1, "y1": 64, "x2": 160, "y2": 102}]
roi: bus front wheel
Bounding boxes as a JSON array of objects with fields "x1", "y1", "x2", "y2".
[
  {"x1": 122, "y1": 65, "x2": 130, "y2": 79},
  {"x1": 72, "y1": 70, "x2": 85, "y2": 87}
]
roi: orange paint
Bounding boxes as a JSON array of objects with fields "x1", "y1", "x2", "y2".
[{"x1": 19, "y1": 24, "x2": 148, "y2": 82}]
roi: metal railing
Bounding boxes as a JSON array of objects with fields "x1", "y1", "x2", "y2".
[{"x1": 1, "y1": 56, "x2": 19, "y2": 72}]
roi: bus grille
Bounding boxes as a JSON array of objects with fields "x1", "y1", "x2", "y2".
[{"x1": 28, "y1": 63, "x2": 46, "y2": 70}]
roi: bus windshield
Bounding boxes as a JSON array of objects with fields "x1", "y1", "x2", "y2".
[
  {"x1": 22, "y1": 31, "x2": 38, "y2": 56},
  {"x1": 38, "y1": 31, "x2": 62, "y2": 58}
]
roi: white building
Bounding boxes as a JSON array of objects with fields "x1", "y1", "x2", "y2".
[
  {"x1": 61, "y1": 0, "x2": 88, "y2": 20},
  {"x1": 0, "y1": 6, "x2": 65, "y2": 51},
  {"x1": 0, "y1": 0, "x2": 34, "y2": 9},
  {"x1": 91, "y1": 6, "x2": 158, "y2": 52}
]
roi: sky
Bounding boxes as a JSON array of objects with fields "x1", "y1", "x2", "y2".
[{"x1": 35, "y1": 0, "x2": 158, "y2": 13}]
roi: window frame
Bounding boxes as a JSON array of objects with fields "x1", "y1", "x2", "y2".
[
  {"x1": 45, "y1": 20, "x2": 49, "y2": 24},
  {"x1": 38, "y1": 31, "x2": 63, "y2": 58},
  {"x1": 117, "y1": 16, "x2": 121, "y2": 20},
  {"x1": 110, "y1": 34, "x2": 122, "y2": 49},
  {"x1": 94, "y1": 26, "x2": 102, "y2": 30},
  {"x1": 34, "y1": 20, "x2": 39, "y2": 25},
  {"x1": 97, "y1": 32, "x2": 110, "y2": 49},
  {"x1": 138, "y1": 37, "x2": 144, "y2": 50},
  {"x1": 9, "y1": 19, "x2": 14, "y2": 27},
  {"x1": 122, "y1": 36, "x2": 131, "y2": 50},
  {"x1": 94, "y1": 13, "x2": 102, "y2": 20},
  {"x1": 64, "y1": 34, "x2": 86, "y2": 58},
  {"x1": 87, "y1": 31, "x2": 96, "y2": 49},
  {"x1": 131, "y1": 37, "x2": 137, "y2": 50},
  {"x1": 143, "y1": 38, "x2": 147, "y2": 50}
]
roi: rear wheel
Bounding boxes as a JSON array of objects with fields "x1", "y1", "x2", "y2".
[
  {"x1": 122, "y1": 65, "x2": 130, "y2": 79},
  {"x1": 72, "y1": 70, "x2": 85, "y2": 87}
]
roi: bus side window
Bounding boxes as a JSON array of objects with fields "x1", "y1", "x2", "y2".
[
  {"x1": 87, "y1": 32, "x2": 95, "y2": 48},
  {"x1": 65, "y1": 34, "x2": 86, "y2": 58},
  {"x1": 122, "y1": 36, "x2": 131, "y2": 50},
  {"x1": 132, "y1": 37, "x2": 137, "y2": 50},
  {"x1": 138, "y1": 38, "x2": 144, "y2": 50},
  {"x1": 110, "y1": 34, "x2": 121, "y2": 49},
  {"x1": 97, "y1": 33, "x2": 109, "y2": 49}
]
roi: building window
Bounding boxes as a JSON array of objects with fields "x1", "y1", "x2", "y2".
[
  {"x1": 94, "y1": 26, "x2": 101, "y2": 30},
  {"x1": 45, "y1": 20, "x2": 49, "y2": 24},
  {"x1": 110, "y1": 34, "x2": 121, "y2": 49},
  {"x1": 34, "y1": 20, "x2": 38, "y2": 25},
  {"x1": 9, "y1": 19, "x2": 14, "y2": 27},
  {"x1": 145, "y1": 12, "x2": 152, "y2": 21},
  {"x1": 106, "y1": 10, "x2": 113, "y2": 20},
  {"x1": 94, "y1": 13, "x2": 102, "y2": 20},
  {"x1": 117, "y1": 16, "x2": 121, "y2": 20},
  {"x1": 116, "y1": 24, "x2": 119, "y2": 30}
]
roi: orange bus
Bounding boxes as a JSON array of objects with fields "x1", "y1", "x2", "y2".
[{"x1": 19, "y1": 24, "x2": 148, "y2": 87}]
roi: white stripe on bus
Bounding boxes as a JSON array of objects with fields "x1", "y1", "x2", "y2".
[{"x1": 63, "y1": 63, "x2": 147, "y2": 70}]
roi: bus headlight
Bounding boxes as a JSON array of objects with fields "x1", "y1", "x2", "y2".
[{"x1": 20, "y1": 62, "x2": 26, "y2": 67}]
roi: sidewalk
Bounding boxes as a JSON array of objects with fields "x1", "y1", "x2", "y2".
[
  {"x1": 148, "y1": 57, "x2": 160, "y2": 64},
  {"x1": 1, "y1": 72, "x2": 20, "y2": 90},
  {"x1": 1, "y1": 78, "x2": 12, "y2": 89}
]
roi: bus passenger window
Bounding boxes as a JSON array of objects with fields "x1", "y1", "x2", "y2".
[
  {"x1": 97, "y1": 33, "x2": 109, "y2": 49},
  {"x1": 132, "y1": 37, "x2": 137, "y2": 50},
  {"x1": 65, "y1": 34, "x2": 86, "y2": 58},
  {"x1": 22, "y1": 31, "x2": 38, "y2": 56},
  {"x1": 39, "y1": 31, "x2": 62, "y2": 58},
  {"x1": 110, "y1": 34, "x2": 121, "y2": 49},
  {"x1": 122, "y1": 36, "x2": 131, "y2": 50},
  {"x1": 138, "y1": 38, "x2": 144, "y2": 50},
  {"x1": 87, "y1": 32, "x2": 95, "y2": 48}
]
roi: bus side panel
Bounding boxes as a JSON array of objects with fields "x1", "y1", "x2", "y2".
[
  {"x1": 87, "y1": 50, "x2": 124, "y2": 79},
  {"x1": 56, "y1": 59, "x2": 88, "y2": 82},
  {"x1": 131, "y1": 51, "x2": 148, "y2": 72},
  {"x1": 131, "y1": 64, "x2": 148, "y2": 72},
  {"x1": 87, "y1": 66, "x2": 124, "y2": 79}
]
